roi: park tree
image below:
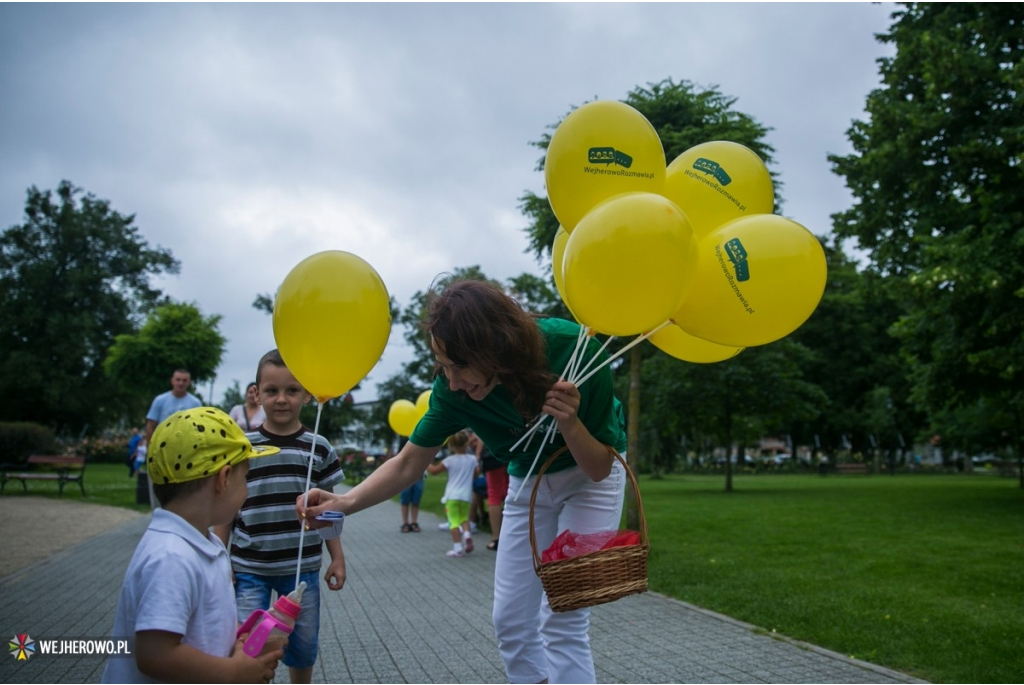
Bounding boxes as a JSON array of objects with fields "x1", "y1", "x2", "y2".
[
  {"x1": 829, "y1": 3, "x2": 1024, "y2": 484},
  {"x1": 219, "y1": 380, "x2": 246, "y2": 414},
  {"x1": 786, "y1": 240, "x2": 923, "y2": 461},
  {"x1": 639, "y1": 339, "x2": 826, "y2": 491},
  {"x1": 104, "y1": 302, "x2": 226, "y2": 421},
  {"x1": 298, "y1": 395, "x2": 361, "y2": 445},
  {"x1": 0, "y1": 181, "x2": 179, "y2": 434},
  {"x1": 365, "y1": 373, "x2": 425, "y2": 454}
]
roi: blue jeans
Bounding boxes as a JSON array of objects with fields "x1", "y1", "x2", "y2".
[
  {"x1": 399, "y1": 477, "x2": 425, "y2": 505},
  {"x1": 235, "y1": 571, "x2": 320, "y2": 669}
]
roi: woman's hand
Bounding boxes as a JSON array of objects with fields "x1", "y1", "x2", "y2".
[
  {"x1": 295, "y1": 488, "x2": 338, "y2": 529},
  {"x1": 543, "y1": 379, "x2": 582, "y2": 428},
  {"x1": 544, "y1": 378, "x2": 614, "y2": 482}
]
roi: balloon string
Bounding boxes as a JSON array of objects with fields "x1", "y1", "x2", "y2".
[
  {"x1": 508, "y1": 326, "x2": 590, "y2": 454},
  {"x1": 509, "y1": 320, "x2": 670, "y2": 499},
  {"x1": 296, "y1": 401, "x2": 325, "y2": 591},
  {"x1": 513, "y1": 414, "x2": 558, "y2": 501},
  {"x1": 569, "y1": 333, "x2": 616, "y2": 384},
  {"x1": 573, "y1": 320, "x2": 670, "y2": 388},
  {"x1": 568, "y1": 325, "x2": 590, "y2": 381}
]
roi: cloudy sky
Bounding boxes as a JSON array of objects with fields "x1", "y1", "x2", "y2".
[{"x1": 0, "y1": 2, "x2": 895, "y2": 404}]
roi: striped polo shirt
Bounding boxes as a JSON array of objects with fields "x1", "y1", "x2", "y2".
[{"x1": 229, "y1": 425, "x2": 344, "y2": 576}]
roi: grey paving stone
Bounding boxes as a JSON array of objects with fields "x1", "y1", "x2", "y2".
[{"x1": 1, "y1": 487, "x2": 928, "y2": 684}]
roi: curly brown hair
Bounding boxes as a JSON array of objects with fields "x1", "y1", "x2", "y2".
[{"x1": 424, "y1": 279, "x2": 553, "y2": 420}]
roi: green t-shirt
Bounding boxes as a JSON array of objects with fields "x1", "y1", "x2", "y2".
[{"x1": 409, "y1": 318, "x2": 627, "y2": 477}]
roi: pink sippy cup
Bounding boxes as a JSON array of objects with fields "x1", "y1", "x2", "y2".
[{"x1": 237, "y1": 581, "x2": 305, "y2": 657}]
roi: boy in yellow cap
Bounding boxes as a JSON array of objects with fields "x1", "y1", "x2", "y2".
[{"x1": 102, "y1": 407, "x2": 284, "y2": 684}]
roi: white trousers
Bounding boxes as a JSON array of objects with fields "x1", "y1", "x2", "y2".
[{"x1": 493, "y1": 457, "x2": 626, "y2": 684}]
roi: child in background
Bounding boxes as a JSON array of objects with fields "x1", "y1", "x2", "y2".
[
  {"x1": 214, "y1": 349, "x2": 346, "y2": 685},
  {"x1": 102, "y1": 408, "x2": 283, "y2": 684},
  {"x1": 426, "y1": 429, "x2": 479, "y2": 557}
]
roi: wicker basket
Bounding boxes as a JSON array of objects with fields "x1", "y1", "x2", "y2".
[{"x1": 529, "y1": 445, "x2": 649, "y2": 613}]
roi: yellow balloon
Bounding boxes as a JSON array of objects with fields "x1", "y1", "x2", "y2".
[
  {"x1": 415, "y1": 390, "x2": 432, "y2": 417},
  {"x1": 649, "y1": 322, "x2": 743, "y2": 364},
  {"x1": 563, "y1": 192, "x2": 698, "y2": 336},
  {"x1": 663, "y1": 141, "x2": 774, "y2": 241},
  {"x1": 388, "y1": 399, "x2": 419, "y2": 437},
  {"x1": 545, "y1": 100, "x2": 666, "y2": 231},
  {"x1": 273, "y1": 251, "x2": 391, "y2": 403},
  {"x1": 675, "y1": 214, "x2": 827, "y2": 347}
]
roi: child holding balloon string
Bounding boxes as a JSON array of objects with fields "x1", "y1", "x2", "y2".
[
  {"x1": 215, "y1": 348, "x2": 346, "y2": 685},
  {"x1": 299, "y1": 279, "x2": 627, "y2": 684}
]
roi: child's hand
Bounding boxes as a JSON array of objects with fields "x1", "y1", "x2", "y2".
[
  {"x1": 229, "y1": 637, "x2": 282, "y2": 683},
  {"x1": 326, "y1": 557, "x2": 347, "y2": 591}
]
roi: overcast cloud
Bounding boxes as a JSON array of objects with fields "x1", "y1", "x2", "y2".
[{"x1": 0, "y1": 2, "x2": 895, "y2": 404}]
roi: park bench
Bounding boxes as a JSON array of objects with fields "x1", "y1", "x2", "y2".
[
  {"x1": 0, "y1": 454, "x2": 87, "y2": 496},
  {"x1": 834, "y1": 462, "x2": 869, "y2": 475}
]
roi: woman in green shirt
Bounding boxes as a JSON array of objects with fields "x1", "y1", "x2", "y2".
[{"x1": 300, "y1": 279, "x2": 627, "y2": 684}]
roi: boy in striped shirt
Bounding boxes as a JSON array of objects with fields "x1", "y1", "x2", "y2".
[{"x1": 215, "y1": 349, "x2": 345, "y2": 684}]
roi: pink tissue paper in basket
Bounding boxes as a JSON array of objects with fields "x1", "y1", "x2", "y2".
[{"x1": 541, "y1": 529, "x2": 641, "y2": 563}]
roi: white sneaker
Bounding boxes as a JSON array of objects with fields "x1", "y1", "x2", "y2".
[
  {"x1": 438, "y1": 522, "x2": 449, "y2": 531},
  {"x1": 446, "y1": 548, "x2": 464, "y2": 558},
  {"x1": 470, "y1": 522, "x2": 478, "y2": 533}
]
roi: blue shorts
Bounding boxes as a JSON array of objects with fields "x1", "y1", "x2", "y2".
[
  {"x1": 235, "y1": 571, "x2": 320, "y2": 669},
  {"x1": 399, "y1": 478, "x2": 425, "y2": 506}
]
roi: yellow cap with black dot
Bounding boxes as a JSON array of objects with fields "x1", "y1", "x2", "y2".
[{"x1": 148, "y1": 407, "x2": 279, "y2": 485}]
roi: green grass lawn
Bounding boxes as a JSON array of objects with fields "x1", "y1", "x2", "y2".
[
  {"x1": 11, "y1": 464, "x2": 1021, "y2": 681},
  {"x1": 638, "y1": 473, "x2": 1024, "y2": 684}
]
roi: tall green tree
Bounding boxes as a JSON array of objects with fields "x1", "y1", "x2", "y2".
[
  {"x1": 787, "y1": 240, "x2": 922, "y2": 458},
  {"x1": 639, "y1": 340, "x2": 826, "y2": 491},
  {"x1": 104, "y1": 302, "x2": 226, "y2": 420},
  {"x1": 829, "y1": 3, "x2": 1024, "y2": 484},
  {"x1": 0, "y1": 181, "x2": 179, "y2": 433},
  {"x1": 365, "y1": 374, "x2": 425, "y2": 454}
]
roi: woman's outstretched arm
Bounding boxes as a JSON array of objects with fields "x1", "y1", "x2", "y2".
[{"x1": 297, "y1": 441, "x2": 439, "y2": 523}]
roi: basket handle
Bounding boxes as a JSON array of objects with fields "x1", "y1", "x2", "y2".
[{"x1": 528, "y1": 444, "x2": 648, "y2": 574}]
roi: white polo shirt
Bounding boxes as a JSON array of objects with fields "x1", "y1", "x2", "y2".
[{"x1": 102, "y1": 509, "x2": 237, "y2": 683}]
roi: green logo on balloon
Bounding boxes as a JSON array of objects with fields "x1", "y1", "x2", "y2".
[
  {"x1": 588, "y1": 147, "x2": 633, "y2": 169},
  {"x1": 693, "y1": 158, "x2": 732, "y2": 186},
  {"x1": 725, "y1": 238, "x2": 750, "y2": 282}
]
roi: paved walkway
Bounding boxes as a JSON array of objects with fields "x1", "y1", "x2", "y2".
[{"x1": 1, "y1": 490, "x2": 926, "y2": 684}]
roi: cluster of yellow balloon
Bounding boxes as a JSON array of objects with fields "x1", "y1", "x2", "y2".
[
  {"x1": 544, "y1": 100, "x2": 828, "y2": 363},
  {"x1": 273, "y1": 251, "x2": 392, "y2": 402},
  {"x1": 388, "y1": 390, "x2": 431, "y2": 437}
]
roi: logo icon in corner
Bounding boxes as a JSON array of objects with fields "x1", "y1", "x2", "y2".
[
  {"x1": 693, "y1": 157, "x2": 732, "y2": 186},
  {"x1": 588, "y1": 147, "x2": 633, "y2": 169},
  {"x1": 724, "y1": 238, "x2": 750, "y2": 282},
  {"x1": 9, "y1": 634, "x2": 35, "y2": 661}
]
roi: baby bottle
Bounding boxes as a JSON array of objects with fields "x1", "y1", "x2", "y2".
[{"x1": 237, "y1": 581, "x2": 305, "y2": 657}]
